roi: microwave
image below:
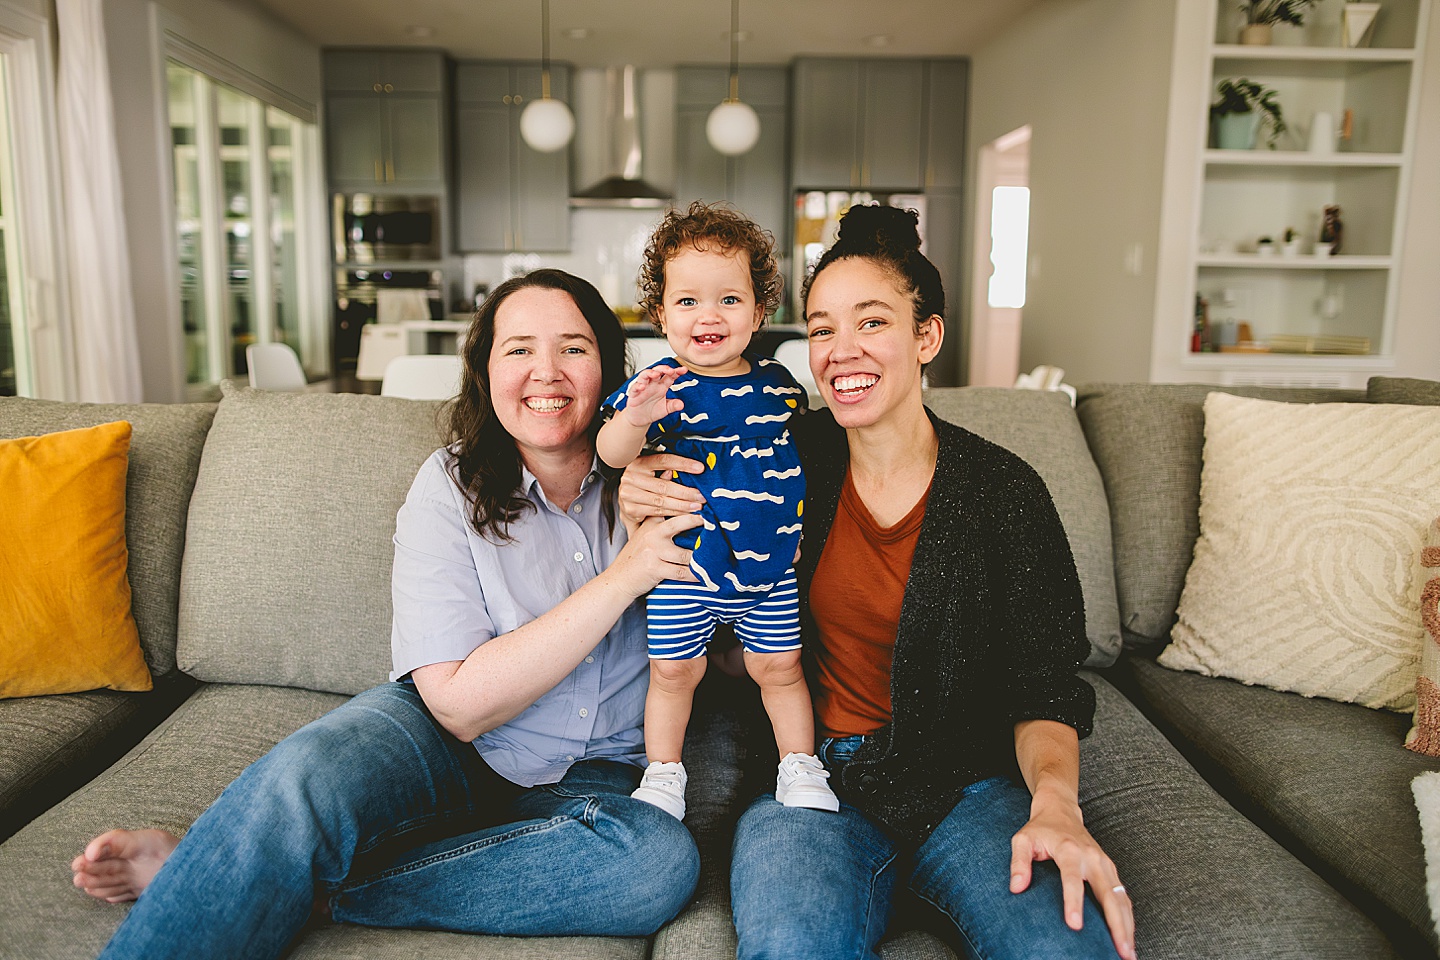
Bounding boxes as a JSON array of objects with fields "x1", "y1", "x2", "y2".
[{"x1": 332, "y1": 193, "x2": 440, "y2": 263}]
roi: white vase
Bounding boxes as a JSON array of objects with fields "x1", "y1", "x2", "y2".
[{"x1": 1308, "y1": 112, "x2": 1337, "y2": 154}]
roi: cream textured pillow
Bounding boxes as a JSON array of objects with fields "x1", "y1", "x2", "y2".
[
  {"x1": 1160, "y1": 393, "x2": 1440, "y2": 710},
  {"x1": 1408, "y1": 517, "x2": 1440, "y2": 753}
]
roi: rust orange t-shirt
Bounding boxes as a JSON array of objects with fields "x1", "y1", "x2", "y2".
[{"x1": 811, "y1": 469, "x2": 931, "y2": 738}]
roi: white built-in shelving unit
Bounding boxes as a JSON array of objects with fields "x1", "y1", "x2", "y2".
[{"x1": 1153, "y1": 0, "x2": 1430, "y2": 387}]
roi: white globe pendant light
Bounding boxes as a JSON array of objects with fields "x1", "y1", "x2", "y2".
[
  {"x1": 521, "y1": 97, "x2": 574, "y2": 153},
  {"x1": 706, "y1": 0, "x2": 760, "y2": 156},
  {"x1": 707, "y1": 100, "x2": 760, "y2": 157},
  {"x1": 519, "y1": 0, "x2": 574, "y2": 153}
]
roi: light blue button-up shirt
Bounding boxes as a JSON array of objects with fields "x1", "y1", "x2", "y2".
[{"x1": 390, "y1": 449, "x2": 648, "y2": 787}]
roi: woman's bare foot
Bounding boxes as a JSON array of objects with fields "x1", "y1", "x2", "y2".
[{"x1": 71, "y1": 829, "x2": 179, "y2": 903}]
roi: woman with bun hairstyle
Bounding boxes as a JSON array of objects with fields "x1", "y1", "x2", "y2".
[{"x1": 620, "y1": 205, "x2": 1136, "y2": 959}]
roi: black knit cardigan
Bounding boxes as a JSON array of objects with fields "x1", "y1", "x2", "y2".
[{"x1": 787, "y1": 407, "x2": 1096, "y2": 845}]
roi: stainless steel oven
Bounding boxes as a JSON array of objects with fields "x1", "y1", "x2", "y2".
[
  {"x1": 332, "y1": 193, "x2": 441, "y2": 263},
  {"x1": 333, "y1": 267, "x2": 443, "y2": 374}
]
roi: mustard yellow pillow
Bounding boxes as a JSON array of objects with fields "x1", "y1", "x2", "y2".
[{"x1": 0, "y1": 421, "x2": 152, "y2": 697}]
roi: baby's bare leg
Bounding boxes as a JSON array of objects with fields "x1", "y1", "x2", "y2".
[
  {"x1": 743, "y1": 649, "x2": 815, "y2": 757},
  {"x1": 643, "y1": 657, "x2": 708, "y2": 762},
  {"x1": 71, "y1": 829, "x2": 180, "y2": 903}
]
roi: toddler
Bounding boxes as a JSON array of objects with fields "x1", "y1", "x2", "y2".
[{"x1": 597, "y1": 202, "x2": 837, "y2": 820}]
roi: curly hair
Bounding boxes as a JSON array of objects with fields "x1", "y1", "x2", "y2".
[
  {"x1": 446, "y1": 269, "x2": 627, "y2": 543},
  {"x1": 801, "y1": 203, "x2": 945, "y2": 337},
  {"x1": 637, "y1": 201, "x2": 782, "y2": 331}
]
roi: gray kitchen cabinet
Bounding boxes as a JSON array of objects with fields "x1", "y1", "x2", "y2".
[
  {"x1": 860, "y1": 61, "x2": 926, "y2": 190},
  {"x1": 923, "y1": 60, "x2": 969, "y2": 190},
  {"x1": 453, "y1": 62, "x2": 571, "y2": 252},
  {"x1": 674, "y1": 66, "x2": 789, "y2": 247},
  {"x1": 324, "y1": 50, "x2": 446, "y2": 192},
  {"x1": 791, "y1": 60, "x2": 862, "y2": 188},
  {"x1": 792, "y1": 59, "x2": 927, "y2": 190},
  {"x1": 324, "y1": 50, "x2": 446, "y2": 95}
]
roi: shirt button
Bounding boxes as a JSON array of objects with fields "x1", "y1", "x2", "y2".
[
  {"x1": 573, "y1": 504, "x2": 583, "y2": 513},
  {"x1": 578, "y1": 707, "x2": 589, "y2": 718},
  {"x1": 566, "y1": 755, "x2": 575, "y2": 762},
  {"x1": 585, "y1": 655, "x2": 594, "y2": 663},
  {"x1": 574, "y1": 552, "x2": 584, "y2": 562}
]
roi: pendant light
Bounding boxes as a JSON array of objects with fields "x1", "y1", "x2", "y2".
[
  {"x1": 706, "y1": 0, "x2": 760, "y2": 156},
  {"x1": 520, "y1": 0, "x2": 575, "y2": 153}
]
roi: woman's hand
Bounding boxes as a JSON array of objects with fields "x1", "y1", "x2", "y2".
[
  {"x1": 608, "y1": 512, "x2": 703, "y2": 598},
  {"x1": 1012, "y1": 719, "x2": 1136, "y2": 960},
  {"x1": 619, "y1": 453, "x2": 706, "y2": 530},
  {"x1": 1010, "y1": 792, "x2": 1136, "y2": 960}
]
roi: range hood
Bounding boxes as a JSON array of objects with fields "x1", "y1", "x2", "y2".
[{"x1": 570, "y1": 65, "x2": 671, "y2": 209}]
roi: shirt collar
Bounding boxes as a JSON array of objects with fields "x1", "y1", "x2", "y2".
[{"x1": 519, "y1": 455, "x2": 605, "y2": 503}]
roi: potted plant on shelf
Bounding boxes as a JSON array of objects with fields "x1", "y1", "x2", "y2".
[
  {"x1": 1211, "y1": 78, "x2": 1287, "y2": 149},
  {"x1": 1239, "y1": 0, "x2": 1320, "y2": 44}
]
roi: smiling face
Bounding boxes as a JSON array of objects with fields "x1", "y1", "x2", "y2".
[
  {"x1": 487, "y1": 286, "x2": 604, "y2": 466},
  {"x1": 654, "y1": 244, "x2": 763, "y2": 377},
  {"x1": 805, "y1": 257, "x2": 943, "y2": 432}
]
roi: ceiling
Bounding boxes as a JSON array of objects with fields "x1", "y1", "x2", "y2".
[{"x1": 242, "y1": 0, "x2": 1046, "y2": 68}]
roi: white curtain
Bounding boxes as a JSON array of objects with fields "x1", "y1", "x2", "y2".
[{"x1": 55, "y1": 0, "x2": 143, "y2": 402}]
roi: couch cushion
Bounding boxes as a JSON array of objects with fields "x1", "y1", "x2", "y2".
[
  {"x1": 0, "y1": 421, "x2": 152, "y2": 697},
  {"x1": 1074, "y1": 384, "x2": 1363, "y2": 654},
  {"x1": 923, "y1": 388, "x2": 1121, "y2": 667},
  {"x1": 0, "y1": 673, "x2": 197, "y2": 843},
  {"x1": 177, "y1": 385, "x2": 447, "y2": 695},
  {"x1": 0, "y1": 397, "x2": 217, "y2": 678},
  {"x1": 1160, "y1": 394, "x2": 1440, "y2": 710},
  {"x1": 1078, "y1": 669, "x2": 1399, "y2": 958},
  {"x1": 1369, "y1": 377, "x2": 1440, "y2": 406},
  {"x1": 1126, "y1": 656, "x2": 1440, "y2": 954}
]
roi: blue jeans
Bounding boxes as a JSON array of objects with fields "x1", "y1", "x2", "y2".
[
  {"x1": 99, "y1": 683, "x2": 699, "y2": 960},
  {"x1": 731, "y1": 735, "x2": 1118, "y2": 960}
]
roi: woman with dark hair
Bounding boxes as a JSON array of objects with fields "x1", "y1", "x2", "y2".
[
  {"x1": 621, "y1": 208, "x2": 1137, "y2": 960},
  {"x1": 72, "y1": 269, "x2": 704, "y2": 960}
]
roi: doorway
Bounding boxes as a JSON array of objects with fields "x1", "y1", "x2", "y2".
[{"x1": 968, "y1": 125, "x2": 1030, "y2": 387}]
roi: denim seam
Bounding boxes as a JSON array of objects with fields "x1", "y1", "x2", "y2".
[
  {"x1": 860, "y1": 849, "x2": 898, "y2": 959},
  {"x1": 336, "y1": 814, "x2": 573, "y2": 893},
  {"x1": 911, "y1": 884, "x2": 988, "y2": 960}
]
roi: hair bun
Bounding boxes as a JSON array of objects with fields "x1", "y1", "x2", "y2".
[{"x1": 835, "y1": 203, "x2": 921, "y2": 258}]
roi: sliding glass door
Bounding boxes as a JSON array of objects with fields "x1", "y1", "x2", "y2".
[{"x1": 167, "y1": 61, "x2": 323, "y2": 388}]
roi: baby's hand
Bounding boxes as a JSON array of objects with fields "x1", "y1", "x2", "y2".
[{"x1": 623, "y1": 365, "x2": 688, "y2": 427}]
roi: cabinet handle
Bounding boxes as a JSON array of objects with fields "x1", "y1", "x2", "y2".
[
  {"x1": 372, "y1": 83, "x2": 382, "y2": 93},
  {"x1": 374, "y1": 159, "x2": 383, "y2": 183},
  {"x1": 385, "y1": 159, "x2": 395, "y2": 182},
  {"x1": 513, "y1": 94, "x2": 524, "y2": 104},
  {"x1": 383, "y1": 83, "x2": 393, "y2": 93}
]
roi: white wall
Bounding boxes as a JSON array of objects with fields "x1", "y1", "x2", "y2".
[
  {"x1": 1392, "y1": 4, "x2": 1440, "y2": 379},
  {"x1": 968, "y1": 0, "x2": 1177, "y2": 384},
  {"x1": 102, "y1": 0, "x2": 320, "y2": 401}
]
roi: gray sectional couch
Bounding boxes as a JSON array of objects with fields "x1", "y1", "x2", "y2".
[{"x1": 0, "y1": 378, "x2": 1436, "y2": 959}]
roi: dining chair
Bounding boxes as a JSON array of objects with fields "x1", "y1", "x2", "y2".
[
  {"x1": 380, "y1": 354, "x2": 465, "y2": 400},
  {"x1": 771, "y1": 338, "x2": 816, "y2": 395},
  {"x1": 245, "y1": 342, "x2": 308, "y2": 391}
]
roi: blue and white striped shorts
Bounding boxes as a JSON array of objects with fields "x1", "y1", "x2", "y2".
[{"x1": 646, "y1": 570, "x2": 801, "y2": 660}]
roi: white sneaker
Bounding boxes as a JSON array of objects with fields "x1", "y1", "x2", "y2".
[
  {"x1": 775, "y1": 752, "x2": 840, "y2": 812},
  {"x1": 632, "y1": 760, "x2": 687, "y2": 820}
]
